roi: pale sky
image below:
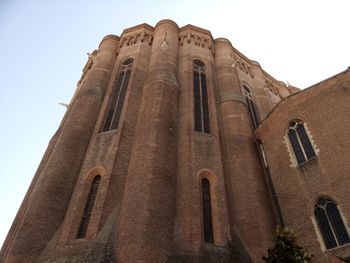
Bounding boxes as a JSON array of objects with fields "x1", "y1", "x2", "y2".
[{"x1": 0, "y1": 0, "x2": 349, "y2": 247}]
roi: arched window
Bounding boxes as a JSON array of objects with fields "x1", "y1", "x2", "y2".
[
  {"x1": 77, "y1": 175, "x2": 101, "y2": 239},
  {"x1": 193, "y1": 59, "x2": 210, "y2": 134},
  {"x1": 314, "y1": 198, "x2": 350, "y2": 249},
  {"x1": 201, "y1": 178, "x2": 214, "y2": 243},
  {"x1": 102, "y1": 58, "x2": 133, "y2": 132},
  {"x1": 242, "y1": 85, "x2": 259, "y2": 129},
  {"x1": 287, "y1": 120, "x2": 316, "y2": 165}
]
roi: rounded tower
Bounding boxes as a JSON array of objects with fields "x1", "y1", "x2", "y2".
[
  {"x1": 1, "y1": 35, "x2": 119, "y2": 263},
  {"x1": 116, "y1": 19, "x2": 179, "y2": 263},
  {"x1": 214, "y1": 38, "x2": 275, "y2": 261}
]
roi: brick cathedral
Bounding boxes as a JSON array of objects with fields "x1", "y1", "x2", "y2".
[{"x1": 1, "y1": 20, "x2": 350, "y2": 262}]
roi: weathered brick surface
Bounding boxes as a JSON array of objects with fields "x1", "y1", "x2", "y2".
[
  {"x1": 173, "y1": 26, "x2": 231, "y2": 259},
  {"x1": 1, "y1": 36, "x2": 119, "y2": 263},
  {"x1": 256, "y1": 69, "x2": 350, "y2": 262},
  {"x1": 2, "y1": 20, "x2": 348, "y2": 263},
  {"x1": 214, "y1": 39, "x2": 276, "y2": 262},
  {"x1": 116, "y1": 20, "x2": 179, "y2": 263}
]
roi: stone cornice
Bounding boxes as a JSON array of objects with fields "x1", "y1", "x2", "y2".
[
  {"x1": 119, "y1": 28, "x2": 154, "y2": 48},
  {"x1": 256, "y1": 67, "x2": 350, "y2": 130},
  {"x1": 113, "y1": 20, "x2": 296, "y2": 90},
  {"x1": 180, "y1": 24, "x2": 213, "y2": 39},
  {"x1": 227, "y1": 43, "x2": 289, "y2": 88},
  {"x1": 122, "y1": 23, "x2": 154, "y2": 34},
  {"x1": 179, "y1": 26, "x2": 214, "y2": 54},
  {"x1": 264, "y1": 79, "x2": 280, "y2": 97}
]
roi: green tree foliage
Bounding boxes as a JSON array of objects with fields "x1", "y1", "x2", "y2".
[{"x1": 263, "y1": 226, "x2": 313, "y2": 263}]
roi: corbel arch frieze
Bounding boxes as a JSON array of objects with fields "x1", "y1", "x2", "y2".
[
  {"x1": 179, "y1": 32, "x2": 214, "y2": 54},
  {"x1": 231, "y1": 53, "x2": 254, "y2": 78},
  {"x1": 265, "y1": 79, "x2": 279, "y2": 95},
  {"x1": 119, "y1": 31, "x2": 153, "y2": 48}
]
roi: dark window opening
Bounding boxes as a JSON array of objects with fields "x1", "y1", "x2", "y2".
[
  {"x1": 77, "y1": 175, "x2": 101, "y2": 239},
  {"x1": 101, "y1": 58, "x2": 133, "y2": 132},
  {"x1": 193, "y1": 60, "x2": 210, "y2": 134},
  {"x1": 288, "y1": 129, "x2": 306, "y2": 165},
  {"x1": 296, "y1": 123, "x2": 316, "y2": 159},
  {"x1": 242, "y1": 85, "x2": 259, "y2": 129},
  {"x1": 288, "y1": 121, "x2": 316, "y2": 165},
  {"x1": 202, "y1": 178, "x2": 214, "y2": 243},
  {"x1": 314, "y1": 198, "x2": 350, "y2": 249}
]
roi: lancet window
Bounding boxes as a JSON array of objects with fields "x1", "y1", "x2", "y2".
[
  {"x1": 287, "y1": 120, "x2": 316, "y2": 165},
  {"x1": 102, "y1": 58, "x2": 133, "y2": 132},
  {"x1": 193, "y1": 59, "x2": 210, "y2": 134},
  {"x1": 314, "y1": 198, "x2": 350, "y2": 249},
  {"x1": 242, "y1": 84, "x2": 259, "y2": 129},
  {"x1": 201, "y1": 178, "x2": 214, "y2": 243},
  {"x1": 77, "y1": 175, "x2": 101, "y2": 239}
]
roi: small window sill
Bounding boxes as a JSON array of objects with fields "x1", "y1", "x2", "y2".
[
  {"x1": 97, "y1": 129, "x2": 117, "y2": 136},
  {"x1": 201, "y1": 243, "x2": 231, "y2": 261},
  {"x1": 298, "y1": 156, "x2": 317, "y2": 169},
  {"x1": 326, "y1": 243, "x2": 350, "y2": 261},
  {"x1": 327, "y1": 243, "x2": 350, "y2": 252},
  {"x1": 195, "y1": 131, "x2": 213, "y2": 137},
  {"x1": 69, "y1": 237, "x2": 88, "y2": 245}
]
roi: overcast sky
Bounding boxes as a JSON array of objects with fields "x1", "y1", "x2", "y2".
[{"x1": 0, "y1": 0, "x2": 349, "y2": 247}]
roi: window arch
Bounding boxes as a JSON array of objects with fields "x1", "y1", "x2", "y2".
[
  {"x1": 314, "y1": 198, "x2": 350, "y2": 249},
  {"x1": 77, "y1": 175, "x2": 101, "y2": 239},
  {"x1": 193, "y1": 59, "x2": 210, "y2": 134},
  {"x1": 201, "y1": 178, "x2": 214, "y2": 243},
  {"x1": 242, "y1": 84, "x2": 259, "y2": 129},
  {"x1": 101, "y1": 58, "x2": 133, "y2": 132},
  {"x1": 287, "y1": 120, "x2": 316, "y2": 165}
]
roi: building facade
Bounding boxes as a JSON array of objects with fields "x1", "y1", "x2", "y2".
[{"x1": 1, "y1": 20, "x2": 350, "y2": 262}]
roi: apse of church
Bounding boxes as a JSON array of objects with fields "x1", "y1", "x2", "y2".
[{"x1": 1, "y1": 20, "x2": 350, "y2": 263}]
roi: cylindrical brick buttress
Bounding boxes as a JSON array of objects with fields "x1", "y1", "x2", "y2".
[
  {"x1": 116, "y1": 20, "x2": 179, "y2": 263},
  {"x1": 214, "y1": 38, "x2": 275, "y2": 261},
  {"x1": 2, "y1": 36, "x2": 119, "y2": 263}
]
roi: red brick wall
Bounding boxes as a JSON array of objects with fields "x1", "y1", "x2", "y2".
[
  {"x1": 5, "y1": 20, "x2": 347, "y2": 263},
  {"x1": 256, "y1": 69, "x2": 350, "y2": 262}
]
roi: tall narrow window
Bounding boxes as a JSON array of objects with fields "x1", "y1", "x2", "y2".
[
  {"x1": 242, "y1": 85, "x2": 259, "y2": 129},
  {"x1": 77, "y1": 175, "x2": 101, "y2": 239},
  {"x1": 102, "y1": 58, "x2": 133, "y2": 132},
  {"x1": 288, "y1": 120, "x2": 316, "y2": 165},
  {"x1": 193, "y1": 59, "x2": 210, "y2": 134},
  {"x1": 314, "y1": 198, "x2": 350, "y2": 249},
  {"x1": 201, "y1": 178, "x2": 214, "y2": 243}
]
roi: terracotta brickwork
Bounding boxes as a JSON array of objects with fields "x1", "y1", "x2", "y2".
[
  {"x1": 255, "y1": 69, "x2": 350, "y2": 262},
  {"x1": 1, "y1": 19, "x2": 349, "y2": 262}
]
